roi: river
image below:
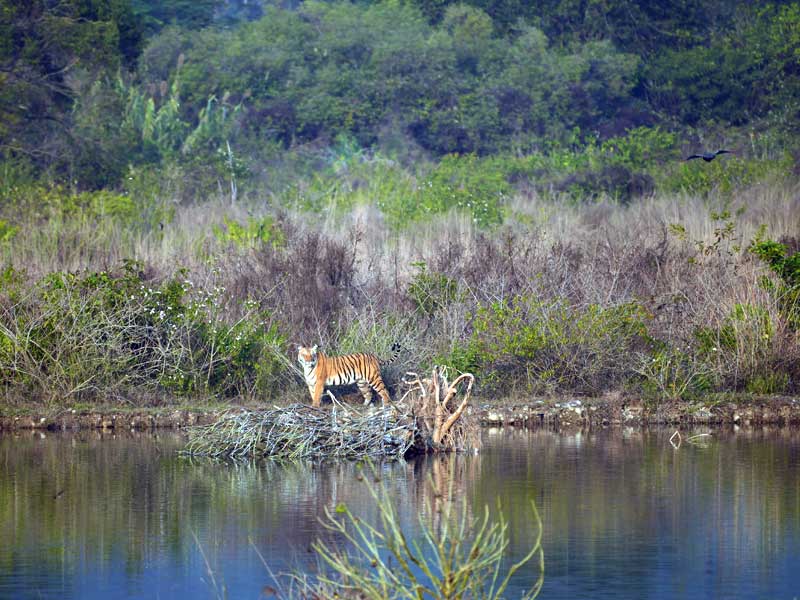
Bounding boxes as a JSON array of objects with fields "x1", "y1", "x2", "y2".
[{"x1": 1, "y1": 427, "x2": 798, "y2": 599}]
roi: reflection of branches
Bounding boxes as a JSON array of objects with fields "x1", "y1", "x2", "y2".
[{"x1": 670, "y1": 430, "x2": 713, "y2": 449}]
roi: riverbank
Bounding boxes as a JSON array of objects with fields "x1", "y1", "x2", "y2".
[
  {"x1": 478, "y1": 395, "x2": 800, "y2": 428},
  {"x1": 0, "y1": 407, "x2": 220, "y2": 431},
  {"x1": 2, "y1": 395, "x2": 800, "y2": 431}
]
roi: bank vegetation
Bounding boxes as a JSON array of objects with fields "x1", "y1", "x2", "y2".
[{"x1": 1, "y1": 0, "x2": 799, "y2": 409}]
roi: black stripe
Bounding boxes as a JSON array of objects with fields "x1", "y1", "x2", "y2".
[{"x1": 325, "y1": 353, "x2": 386, "y2": 386}]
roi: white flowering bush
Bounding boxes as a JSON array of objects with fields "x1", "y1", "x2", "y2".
[{"x1": 0, "y1": 261, "x2": 286, "y2": 403}]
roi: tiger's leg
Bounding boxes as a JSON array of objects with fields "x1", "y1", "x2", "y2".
[
  {"x1": 370, "y1": 374, "x2": 391, "y2": 406},
  {"x1": 357, "y1": 380, "x2": 373, "y2": 405},
  {"x1": 377, "y1": 388, "x2": 391, "y2": 405},
  {"x1": 312, "y1": 379, "x2": 325, "y2": 408}
]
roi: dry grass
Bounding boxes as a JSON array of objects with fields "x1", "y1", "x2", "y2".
[{"x1": 2, "y1": 180, "x2": 798, "y2": 402}]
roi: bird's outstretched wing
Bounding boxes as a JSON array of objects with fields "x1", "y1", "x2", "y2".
[{"x1": 685, "y1": 149, "x2": 733, "y2": 162}]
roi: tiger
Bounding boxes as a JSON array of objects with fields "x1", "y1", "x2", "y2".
[{"x1": 297, "y1": 343, "x2": 401, "y2": 407}]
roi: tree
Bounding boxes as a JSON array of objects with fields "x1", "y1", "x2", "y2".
[
  {"x1": 0, "y1": 0, "x2": 141, "y2": 177},
  {"x1": 131, "y1": 0, "x2": 216, "y2": 36}
]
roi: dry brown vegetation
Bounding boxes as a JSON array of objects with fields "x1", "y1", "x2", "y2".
[{"x1": 1, "y1": 181, "x2": 798, "y2": 405}]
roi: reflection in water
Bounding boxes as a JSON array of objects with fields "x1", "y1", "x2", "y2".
[{"x1": 0, "y1": 428, "x2": 798, "y2": 599}]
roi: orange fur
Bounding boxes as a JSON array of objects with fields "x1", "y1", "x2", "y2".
[{"x1": 297, "y1": 344, "x2": 396, "y2": 407}]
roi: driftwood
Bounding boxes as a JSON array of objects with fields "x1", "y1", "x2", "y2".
[
  {"x1": 401, "y1": 366, "x2": 479, "y2": 452},
  {"x1": 183, "y1": 366, "x2": 478, "y2": 461}
]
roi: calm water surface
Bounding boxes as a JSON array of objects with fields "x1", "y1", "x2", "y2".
[{"x1": 1, "y1": 427, "x2": 799, "y2": 599}]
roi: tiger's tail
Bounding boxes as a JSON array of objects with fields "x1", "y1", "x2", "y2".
[{"x1": 380, "y1": 342, "x2": 402, "y2": 366}]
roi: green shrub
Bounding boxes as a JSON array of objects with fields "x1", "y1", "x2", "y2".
[
  {"x1": 407, "y1": 261, "x2": 459, "y2": 318},
  {"x1": 418, "y1": 154, "x2": 508, "y2": 227},
  {"x1": 0, "y1": 263, "x2": 286, "y2": 403},
  {"x1": 599, "y1": 126, "x2": 679, "y2": 170},
  {"x1": 501, "y1": 127, "x2": 676, "y2": 203},
  {"x1": 663, "y1": 154, "x2": 791, "y2": 196},
  {"x1": 0, "y1": 219, "x2": 18, "y2": 243},
  {"x1": 0, "y1": 183, "x2": 172, "y2": 232},
  {"x1": 745, "y1": 372, "x2": 789, "y2": 395},
  {"x1": 451, "y1": 296, "x2": 652, "y2": 394},
  {"x1": 212, "y1": 215, "x2": 285, "y2": 250},
  {"x1": 635, "y1": 348, "x2": 713, "y2": 402},
  {"x1": 553, "y1": 164, "x2": 654, "y2": 204},
  {"x1": 693, "y1": 303, "x2": 779, "y2": 391},
  {"x1": 749, "y1": 236, "x2": 800, "y2": 329}
]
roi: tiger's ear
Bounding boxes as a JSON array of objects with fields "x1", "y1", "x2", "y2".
[
  {"x1": 311, "y1": 344, "x2": 318, "y2": 354},
  {"x1": 296, "y1": 344, "x2": 303, "y2": 352}
]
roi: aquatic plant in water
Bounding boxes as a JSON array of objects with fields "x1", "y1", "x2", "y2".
[{"x1": 294, "y1": 466, "x2": 544, "y2": 600}]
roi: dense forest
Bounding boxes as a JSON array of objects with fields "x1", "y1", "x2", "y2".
[
  {"x1": 0, "y1": 0, "x2": 799, "y2": 405},
  {"x1": 4, "y1": 0, "x2": 800, "y2": 193}
]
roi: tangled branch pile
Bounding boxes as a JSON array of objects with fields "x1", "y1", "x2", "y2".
[
  {"x1": 183, "y1": 404, "x2": 416, "y2": 460},
  {"x1": 183, "y1": 367, "x2": 478, "y2": 460}
]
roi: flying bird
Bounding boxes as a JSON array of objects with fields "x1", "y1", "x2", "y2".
[{"x1": 685, "y1": 149, "x2": 733, "y2": 162}]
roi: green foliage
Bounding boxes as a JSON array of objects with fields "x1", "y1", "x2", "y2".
[
  {"x1": 0, "y1": 219, "x2": 18, "y2": 243},
  {"x1": 635, "y1": 348, "x2": 713, "y2": 402},
  {"x1": 692, "y1": 302, "x2": 785, "y2": 392},
  {"x1": 745, "y1": 372, "x2": 789, "y2": 395},
  {"x1": 68, "y1": 69, "x2": 246, "y2": 193},
  {"x1": 450, "y1": 297, "x2": 652, "y2": 394},
  {"x1": 695, "y1": 303, "x2": 773, "y2": 356},
  {"x1": 0, "y1": 264, "x2": 287, "y2": 402},
  {"x1": 131, "y1": 0, "x2": 216, "y2": 35},
  {"x1": 0, "y1": 0, "x2": 142, "y2": 175},
  {"x1": 663, "y1": 154, "x2": 791, "y2": 196},
  {"x1": 4, "y1": 0, "x2": 800, "y2": 194},
  {"x1": 289, "y1": 153, "x2": 512, "y2": 229},
  {"x1": 212, "y1": 215, "x2": 285, "y2": 250},
  {"x1": 600, "y1": 127, "x2": 679, "y2": 170},
  {"x1": 407, "y1": 262, "x2": 459, "y2": 318},
  {"x1": 750, "y1": 238, "x2": 800, "y2": 288},
  {"x1": 645, "y1": 4, "x2": 800, "y2": 126},
  {"x1": 419, "y1": 155, "x2": 508, "y2": 227},
  {"x1": 750, "y1": 236, "x2": 800, "y2": 329},
  {"x1": 135, "y1": 2, "x2": 642, "y2": 163},
  {"x1": 121, "y1": 77, "x2": 187, "y2": 161},
  {"x1": 482, "y1": 127, "x2": 678, "y2": 203},
  {"x1": 0, "y1": 182, "x2": 171, "y2": 233}
]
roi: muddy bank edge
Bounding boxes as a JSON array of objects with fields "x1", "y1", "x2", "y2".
[{"x1": 2, "y1": 396, "x2": 800, "y2": 431}]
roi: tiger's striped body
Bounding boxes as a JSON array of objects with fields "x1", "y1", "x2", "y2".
[{"x1": 297, "y1": 344, "x2": 399, "y2": 407}]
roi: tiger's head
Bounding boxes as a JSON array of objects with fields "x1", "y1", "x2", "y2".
[{"x1": 297, "y1": 344, "x2": 319, "y2": 368}]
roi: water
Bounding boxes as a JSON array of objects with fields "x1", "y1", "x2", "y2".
[{"x1": 1, "y1": 427, "x2": 799, "y2": 599}]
